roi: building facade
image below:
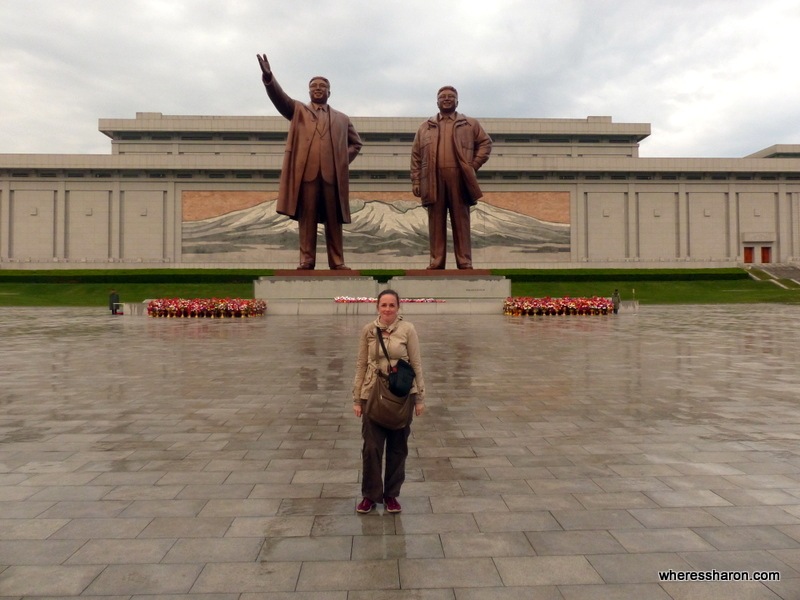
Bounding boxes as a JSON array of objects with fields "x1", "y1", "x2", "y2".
[{"x1": 1, "y1": 112, "x2": 798, "y2": 269}]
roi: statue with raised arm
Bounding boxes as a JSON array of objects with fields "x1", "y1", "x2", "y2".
[
  {"x1": 257, "y1": 53, "x2": 362, "y2": 270},
  {"x1": 411, "y1": 86, "x2": 492, "y2": 269}
]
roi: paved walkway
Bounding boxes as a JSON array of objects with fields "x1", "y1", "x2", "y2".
[{"x1": 1, "y1": 305, "x2": 800, "y2": 599}]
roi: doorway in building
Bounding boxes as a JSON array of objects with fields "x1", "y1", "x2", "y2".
[
  {"x1": 761, "y1": 246, "x2": 772, "y2": 264},
  {"x1": 743, "y1": 247, "x2": 754, "y2": 263}
]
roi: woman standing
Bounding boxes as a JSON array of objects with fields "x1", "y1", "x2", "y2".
[{"x1": 352, "y1": 289, "x2": 425, "y2": 513}]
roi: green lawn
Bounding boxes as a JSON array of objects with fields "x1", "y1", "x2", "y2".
[
  {"x1": 0, "y1": 270, "x2": 264, "y2": 307},
  {"x1": 0, "y1": 268, "x2": 798, "y2": 306},
  {"x1": 0, "y1": 283, "x2": 257, "y2": 307},
  {"x1": 511, "y1": 279, "x2": 800, "y2": 304}
]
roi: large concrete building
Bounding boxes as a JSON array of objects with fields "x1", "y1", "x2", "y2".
[{"x1": 1, "y1": 112, "x2": 799, "y2": 269}]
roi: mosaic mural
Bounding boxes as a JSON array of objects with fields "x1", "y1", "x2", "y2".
[{"x1": 182, "y1": 191, "x2": 570, "y2": 264}]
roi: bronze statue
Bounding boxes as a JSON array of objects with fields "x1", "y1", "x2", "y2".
[
  {"x1": 411, "y1": 86, "x2": 492, "y2": 269},
  {"x1": 257, "y1": 54, "x2": 362, "y2": 270}
]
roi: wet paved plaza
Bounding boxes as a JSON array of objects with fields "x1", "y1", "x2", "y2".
[{"x1": 2, "y1": 305, "x2": 800, "y2": 599}]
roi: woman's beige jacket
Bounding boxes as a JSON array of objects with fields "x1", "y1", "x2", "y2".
[{"x1": 352, "y1": 316, "x2": 425, "y2": 405}]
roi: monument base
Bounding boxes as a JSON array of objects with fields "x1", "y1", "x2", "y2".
[
  {"x1": 253, "y1": 273, "x2": 378, "y2": 315},
  {"x1": 253, "y1": 272, "x2": 510, "y2": 315},
  {"x1": 403, "y1": 269, "x2": 493, "y2": 277},
  {"x1": 273, "y1": 269, "x2": 361, "y2": 277}
]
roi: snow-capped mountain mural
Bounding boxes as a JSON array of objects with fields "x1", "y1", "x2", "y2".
[{"x1": 182, "y1": 198, "x2": 569, "y2": 261}]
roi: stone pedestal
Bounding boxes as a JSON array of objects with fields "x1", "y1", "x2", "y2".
[
  {"x1": 254, "y1": 272, "x2": 379, "y2": 315},
  {"x1": 253, "y1": 270, "x2": 510, "y2": 315},
  {"x1": 386, "y1": 274, "x2": 510, "y2": 314}
]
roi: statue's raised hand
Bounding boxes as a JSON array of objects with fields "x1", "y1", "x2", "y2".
[{"x1": 257, "y1": 54, "x2": 272, "y2": 81}]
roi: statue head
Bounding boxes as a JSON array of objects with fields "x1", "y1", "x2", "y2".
[
  {"x1": 308, "y1": 76, "x2": 331, "y2": 105},
  {"x1": 437, "y1": 86, "x2": 458, "y2": 114}
]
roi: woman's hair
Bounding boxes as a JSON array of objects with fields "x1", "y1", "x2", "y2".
[{"x1": 377, "y1": 289, "x2": 401, "y2": 305}]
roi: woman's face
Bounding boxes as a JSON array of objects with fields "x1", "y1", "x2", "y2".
[{"x1": 377, "y1": 293, "x2": 399, "y2": 325}]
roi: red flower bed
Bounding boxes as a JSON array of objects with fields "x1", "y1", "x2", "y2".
[
  {"x1": 503, "y1": 296, "x2": 613, "y2": 316},
  {"x1": 147, "y1": 298, "x2": 267, "y2": 318}
]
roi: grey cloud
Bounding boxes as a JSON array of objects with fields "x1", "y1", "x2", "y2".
[{"x1": 0, "y1": 0, "x2": 798, "y2": 156}]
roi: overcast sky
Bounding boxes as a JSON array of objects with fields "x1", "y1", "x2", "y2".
[{"x1": 1, "y1": 0, "x2": 799, "y2": 158}]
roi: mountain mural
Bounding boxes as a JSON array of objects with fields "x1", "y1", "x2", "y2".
[{"x1": 182, "y1": 198, "x2": 569, "y2": 258}]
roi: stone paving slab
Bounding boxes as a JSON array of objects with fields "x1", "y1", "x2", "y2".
[{"x1": 1, "y1": 305, "x2": 800, "y2": 598}]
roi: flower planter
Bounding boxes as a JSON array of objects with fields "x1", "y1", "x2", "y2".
[
  {"x1": 147, "y1": 298, "x2": 267, "y2": 318},
  {"x1": 503, "y1": 296, "x2": 614, "y2": 316}
]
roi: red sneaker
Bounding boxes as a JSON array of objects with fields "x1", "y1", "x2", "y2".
[
  {"x1": 356, "y1": 497, "x2": 376, "y2": 514},
  {"x1": 384, "y1": 496, "x2": 402, "y2": 513}
]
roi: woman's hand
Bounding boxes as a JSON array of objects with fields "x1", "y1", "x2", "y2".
[
  {"x1": 415, "y1": 402, "x2": 425, "y2": 416},
  {"x1": 353, "y1": 403, "x2": 363, "y2": 417}
]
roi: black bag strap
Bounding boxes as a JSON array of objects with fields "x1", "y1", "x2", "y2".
[{"x1": 376, "y1": 326, "x2": 392, "y2": 374}]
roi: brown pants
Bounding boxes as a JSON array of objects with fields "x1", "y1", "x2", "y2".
[
  {"x1": 427, "y1": 167, "x2": 472, "y2": 269},
  {"x1": 361, "y1": 417, "x2": 410, "y2": 502},
  {"x1": 298, "y1": 177, "x2": 345, "y2": 269}
]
